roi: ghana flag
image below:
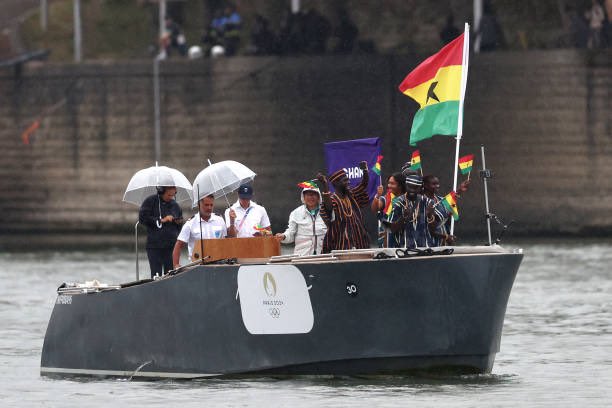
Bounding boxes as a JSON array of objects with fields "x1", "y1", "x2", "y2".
[
  {"x1": 371, "y1": 155, "x2": 383, "y2": 175},
  {"x1": 383, "y1": 192, "x2": 396, "y2": 216},
  {"x1": 441, "y1": 191, "x2": 459, "y2": 221},
  {"x1": 398, "y1": 32, "x2": 467, "y2": 146},
  {"x1": 458, "y1": 154, "x2": 474, "y2": 175},
  {"x1": 409, "y1": 150, "x2": 421, "y2": 171}
]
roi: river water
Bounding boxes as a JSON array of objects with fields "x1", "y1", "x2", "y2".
[{"x1": 1, "y1": 239, "x2": 611, "y2": 407}]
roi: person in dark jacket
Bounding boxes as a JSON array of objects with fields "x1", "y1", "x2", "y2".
[{"x1": 139, "y1": 186, "x2": 183, "y2": 278}]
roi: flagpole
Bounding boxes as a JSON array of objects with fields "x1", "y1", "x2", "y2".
[{"x1": 450, "y1": 22, "x2": 470, "y2": 235}]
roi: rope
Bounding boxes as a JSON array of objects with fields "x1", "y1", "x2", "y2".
[
  {"x1": 373, "y1": 252, "x2": 394, "y2": 259},
  {"x1": 395, "y1": 247, "x2": 454, "y2": 258}
]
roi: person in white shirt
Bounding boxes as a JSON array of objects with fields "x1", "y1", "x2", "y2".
[
  {"x1": 275, "y1": 187, "x2": 327, "y2": 256},
  {"x1": 225, "y1": 184, "x2": 272, "y2": 238},
  {"x1": 172, "y1": 194, "x2": 228, "y2": 268}
]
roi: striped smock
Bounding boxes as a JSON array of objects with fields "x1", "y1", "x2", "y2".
[
  {"x1": 391, "y1": 194, "x2": 431, "y2": 249},
  {"x1": 377, "y1": 193, "x2": 405, "y2": 248},
  {"x1": 425, "y1": 194, "x2": 453, "y2": 246},
  {"x1": 320, "y1": 184, "x2": 370, "y2": 253}
]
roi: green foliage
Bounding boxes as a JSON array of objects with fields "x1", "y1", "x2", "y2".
[
  {"x1": 19, "y1": 0, "x2": 577, "y2": 61},
  {"x1": 92, "y1": 1, "x2": 152, "y2": 58},
  {"x1": 21, "y1": 0, "x2": 75, "y2": 61},
  {"x1": 20, "y1": 0, "x2": 205, "y2": 61}
]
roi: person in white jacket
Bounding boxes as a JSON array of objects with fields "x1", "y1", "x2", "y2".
[{"x1": 275, "y1": 187, "x2": 327, "y2": 256}]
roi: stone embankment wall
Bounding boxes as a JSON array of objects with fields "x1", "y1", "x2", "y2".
[{"x1": 1, "y1": 50, "x2": 611, "y2": 247}]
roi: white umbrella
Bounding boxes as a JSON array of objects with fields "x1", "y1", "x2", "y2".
[
  {"x1": 192, "y1": 160, "x2": 256, "y2": 206},
  {"x1": 123, "y1": 164, "x2": 193, "y2": 206}
]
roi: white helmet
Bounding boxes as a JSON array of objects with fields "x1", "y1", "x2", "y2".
[
  {"x1": 188, "y1": 45, "x2": 203, "y2": 59},
  {"x1": 210, "y1": 45, "x2": 225, "y2": 58}
]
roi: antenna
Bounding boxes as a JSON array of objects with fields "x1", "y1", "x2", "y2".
[
  {"x1": 480, "y1": 145, "x2": 492, "y2": 245},
  {"x1": 480, "y1": 145, "x2": 514, "y2": 245}
]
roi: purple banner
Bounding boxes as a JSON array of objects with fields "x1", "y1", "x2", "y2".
[{"x1": 323, "y1": 137, "x2": 381, "y2": 201}]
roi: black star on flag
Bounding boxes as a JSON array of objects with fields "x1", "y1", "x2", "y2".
[{"x1": 426, "y1": 81, "x2": 440, "y2": 104}]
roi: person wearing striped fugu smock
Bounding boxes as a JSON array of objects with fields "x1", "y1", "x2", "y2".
[
  {"x1": 317, "y1": 161, "x2": 371, "y2": 253},
  {"x1": 385, "y1": 172, "x2": 436, "y2": 249}
]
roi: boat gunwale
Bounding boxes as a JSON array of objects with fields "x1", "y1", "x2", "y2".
[{"x1": 53, "y1": 249, "x2": 523, "y2": 296}]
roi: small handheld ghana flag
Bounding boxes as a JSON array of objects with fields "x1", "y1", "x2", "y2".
[
  {"x1": 441, "y1": 191, "x2": 459, "y2": 221},
  {"x1": 371, "y1": 155, "x2": 383, "y2": 175},
  {"x1": 458, "y1": 154, "x2": 474, "y2": 175},
  {"x1": 383, "y1": 192, "x2": 400, "y2": 217},
  {"x1": 297, "y1": 179, "x2": 318, "y2": 189},
  {"x1": 409, "y1": 150, "x2": 421, "y2": 171},
  {"x1": 253, "y1": 224, "x2": 270, "y2": 235}
]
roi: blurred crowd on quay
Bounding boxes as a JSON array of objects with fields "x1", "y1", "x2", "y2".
[{"x1": 3, "y1": 0, "x2": 612, "y2": 62}]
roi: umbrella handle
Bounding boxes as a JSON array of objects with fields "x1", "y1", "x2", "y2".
[
  {"x1": 207, "y1": 158, "x2": 232, "y2": 207},
  {"x1": 156, "y1": 196, "x2": 163, "y2": 228}
]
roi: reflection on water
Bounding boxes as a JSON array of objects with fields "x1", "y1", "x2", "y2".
[{"x1": 0, "y1": 239, "x2": 611, "y2": 407}]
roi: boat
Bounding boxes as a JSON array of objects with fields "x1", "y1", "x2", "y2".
[{"x1": 40, "y1": 245, "x2": 522, "y2": 379}]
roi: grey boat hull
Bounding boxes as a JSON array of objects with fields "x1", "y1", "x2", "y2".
[{"x1": 41, "y1": 249, "x2": 522, "y2": 379}]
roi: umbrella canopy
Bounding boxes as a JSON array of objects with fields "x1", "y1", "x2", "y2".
[
  {"x1": 192, "y1": 160, "x2": 256, "y2": 206},
  {"x1": 123, "y1": 164, "x2": 193, "y2": 206}
]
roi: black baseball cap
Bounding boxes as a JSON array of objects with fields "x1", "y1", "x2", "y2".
[{"x1": 238, "y1": 184, "x2": 253, "y2": 199}]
